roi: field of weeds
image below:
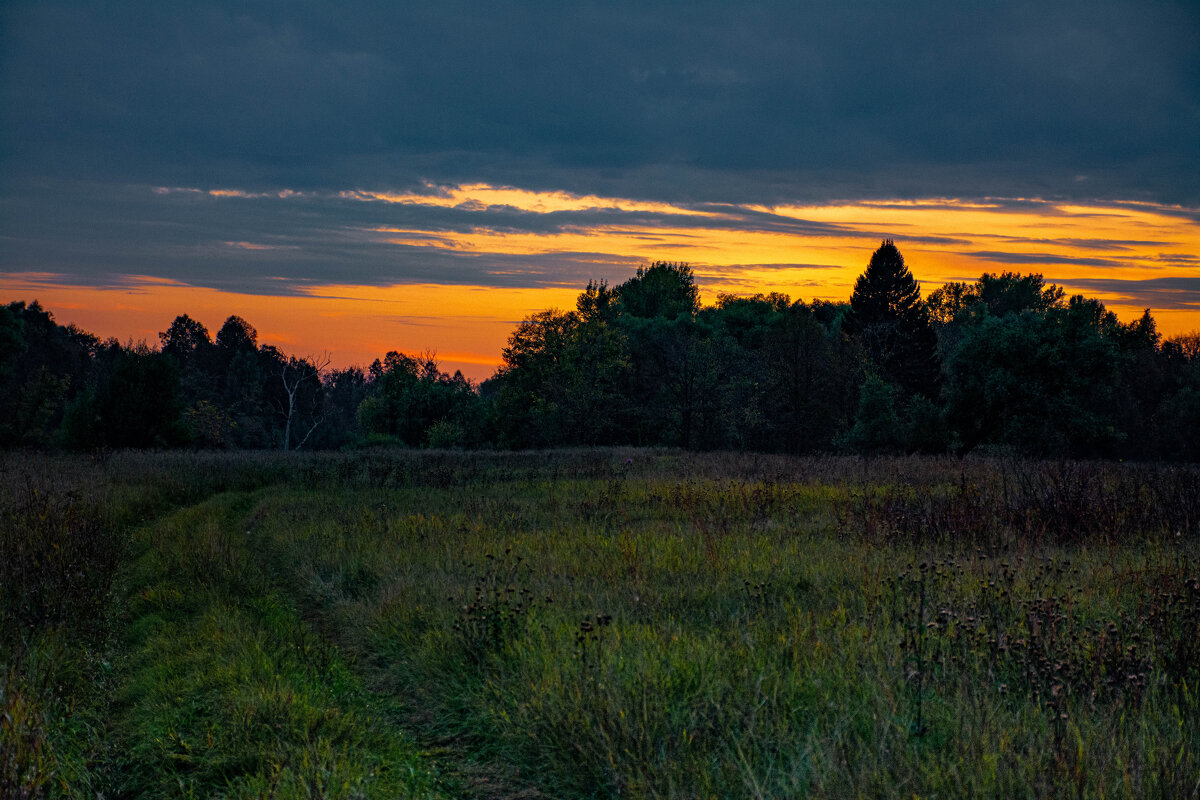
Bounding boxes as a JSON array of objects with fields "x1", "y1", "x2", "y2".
[{"x1": 2, "y1": 450, "x2": 1198, "y2": 798}]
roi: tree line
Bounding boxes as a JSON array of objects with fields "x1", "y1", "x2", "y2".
[{"x1": 3, "y1": 241, "x2": 1198, "y2": 458}]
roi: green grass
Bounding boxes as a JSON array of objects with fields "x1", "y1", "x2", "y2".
[
  {"x1": 2, "y1": 456, "x2": 447, "y2": 799},
  {"x1": 249, "y1": 461, "x2": 1198, "y2": 798},
  {"x1": 107, "y1": 491, "x2": 448, "y2": 798},
  {"x1": 2, "y1": 450, "x2": 1198, "y2": 798}
]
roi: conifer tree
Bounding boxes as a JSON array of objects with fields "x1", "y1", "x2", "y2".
[{"x1": 846, "y1": 240, "x2": 940, "y2": 398}]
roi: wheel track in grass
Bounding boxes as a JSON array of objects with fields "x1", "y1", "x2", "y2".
[
  {"x1": 247, "y1": 488, "x2": 554, "y2": 800},
  {"x1": 99, "y1": 488, "x2": 451, "y2": 799}
]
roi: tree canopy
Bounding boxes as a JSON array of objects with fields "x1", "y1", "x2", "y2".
[{"x1": 4, "y1": 242, "x2": 1197, "y2": 459}]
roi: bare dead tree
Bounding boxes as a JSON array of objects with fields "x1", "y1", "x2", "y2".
[{"x1": 278, "y1": 352, "x2": 330, "y2": 450}]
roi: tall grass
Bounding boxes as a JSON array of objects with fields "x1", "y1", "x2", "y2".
[
  {"x1": 1, "y1": 465, "x2": 121, "y2": 798},
  {"x1": 248, "y1": 453, "x2": 1199, "y2": 798},
  {"x1": 0, "y1": 451, "x2": 446, "y2": 798},
  {"x1": 3, "y1": 449, "x2": 1197, "y2": 798}
]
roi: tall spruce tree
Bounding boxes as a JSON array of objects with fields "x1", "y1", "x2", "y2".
[{"x1": 846, "y1": 240, "x2": 940, "y2": 398}]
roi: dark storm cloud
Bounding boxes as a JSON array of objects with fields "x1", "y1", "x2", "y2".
[
  {"x1": 2, "y1": 0, "x2": 1198, "y2": 289},
  {"x1": 1061, "y1": 277, "x2": 1200, "y2": 310},
  {"x1": 5, "y1": 0, "x2": 1197, "y2": 198}
]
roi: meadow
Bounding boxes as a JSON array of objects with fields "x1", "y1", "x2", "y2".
[{"x1": 2, "y1": 450, "x2": 1198, "y2": 798}]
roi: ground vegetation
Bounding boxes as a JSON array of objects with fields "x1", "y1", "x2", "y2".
[{"x1": 2, "y1": 450, "x2": 1197, "y2": 798}]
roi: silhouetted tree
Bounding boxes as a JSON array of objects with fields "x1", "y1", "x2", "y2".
[
  {"x1": 1153, "y1": 333, "x2": 1200, "y2": 459},
  {"x1": 491, "y1": 309, "x2": 630, "y2": 447},
  {"x1": 846, "y1": 374, "x2": 902, "y2": 453},
  {"x1": 160, "y1": 314, "x2": 212, "y2": 361},
  {"x1": 358, "y1": 351, "x2": 481, "y2": 447},
  {"x1": 0, "y1": 301, "x2": 98, "y2": 446},
  {"x1": 0, "y1": 305, "x2": 26, "y2": 378},
  {"x1": 926, "y1": 281, "x2": 978, "y2": 326},
  {"x1": 698, "y1": 294, "x2": 788, "y2": 450},
  {"x1": 271, "y1": 353, "x2": 329, "y2": 450},
  {"x1": 319, "y1": 366, "x2": 369, "y2": 448},
  {"x1": 942, "y1": 296, "x2": 1130, "y2": 456},
  {"x1": 222, "y1": 349, "x2": 270, "y2": 447},
  {"x1": 66, "y1": 344, "x2": 189, "y2": 448},
  {"x1": 492, "y1": 311, "x2": 579, "y2": 446},
  {"x1": 614, "y1": 262, "x2": 700, "y2": 319},
  {"x1": 4, "y1": 241, "x2": 1196, "y2": 460},
  {"x1": 618, "y1": 314, "x2": 725, "y2": 448},
  {"x1": 577, "y1": 279, "x2": 619, "y2": 323},
  {"x1": 845, "y1": 241, "x2": 940, "y2": 398},
  {"x1": 159, "y1": 314, "x2": 224, "y2": 442},
  {"x1": 977, "y1": 272, "x2": 1065, "y2": 317},
  {"x1": 928, "y1": 272, "x2": 1065, "y2": 324},
  {"x1": 760, "y1": 300, "x2": 859, "y2": 452},
  {"x1": 215, "y1": 315, "x2": 258, "y2": 355}
]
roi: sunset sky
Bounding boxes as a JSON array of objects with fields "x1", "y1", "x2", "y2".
[{"x1": 2, "y1": 2, "x2": 1198, "y2": 380}]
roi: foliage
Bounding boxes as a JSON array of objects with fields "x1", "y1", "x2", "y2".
[
  {"x1": 214, "y1": 314, "x2": 258, "y2": 353},
  {"x1": 845, "y1": 374, "x2": 902, "y2": 453},
  {"x1": 492, "y1": 310, "x2": 631, "y2": 447},
  {"x1": 56, "y1": 344, "x2": 190, "y2": 449},
  {"x1": 942, "y1": 297, "x2": 1152, "y2": 456},
  {"x1": 4, "y1": 242, "x2": 1200, "y2": 459},
  {"x1": 0, "y1": 301, "x2": 98, "y2": 447},
  {"x1": 357, "y1": 350, "x2": 483, "y2": 448},
  {"x1": 266, "y1": 351, "x2": 329, "y2": 451},
  {"x1": 612, "y1": 261, "x2": 700, "y2": 320},
  {"x1": 0, "y1": 304, "x2": 27, "y2": 377},
  {"x1": 158, "y1": 313, "x2": 211, "y2": 361},
  {"x1": 318, "y1": 366, "x2": 369, "y2": 449},
  {"x1": 928, "y1": 271, "x2": 1066, "y2": 324}
]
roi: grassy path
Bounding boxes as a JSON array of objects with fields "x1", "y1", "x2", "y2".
[{"x1": 103, "y1": 489, "x2": 448, "y2": 799}]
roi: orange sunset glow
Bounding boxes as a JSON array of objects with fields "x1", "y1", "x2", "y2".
[
  {"x1": 3, "y1": 188, "x2": 1197, "y2": 380},
  {"x1": 2, "y1": 185, "x2": 1200, "y2": 381}
]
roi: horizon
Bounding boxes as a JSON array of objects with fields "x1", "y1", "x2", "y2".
[{"x1": 4, "y1": 192, "x2": 1197, "y2": 381}]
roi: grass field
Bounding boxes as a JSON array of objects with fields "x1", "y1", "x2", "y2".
[{"x1": 2, "y1": 450, "x2": 1198, "y2": 798}]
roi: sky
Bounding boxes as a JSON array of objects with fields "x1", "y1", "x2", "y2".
[{"x1": 2, "y1": 1, "x2": 1198, "y2": 380}]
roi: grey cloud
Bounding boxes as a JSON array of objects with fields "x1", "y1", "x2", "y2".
[
  {"x1": 1061, "y1": 277, "x2": 1200, "y2": 310},
  {"x1": 1148, "y1": 254, "x2": 1200, "y2": 267},
  {"x1": 974, "y1": 237, "x2": 1167, "y2": 252},
  {"x1": 0, "y1": 180, "x2": 664, "y2": 292},
  {"x1": 965, "y1": 251, "x2": 1128, "y2": 269},
  {"x1": 2, "y1": 0, "x2": 1198, "y2": 294},
  {"x1": 703, "y1": 263, "x2": 843, "y2": 272},
  {"x1": 1, "y1": 179, "x2": 872, "y2": 293},
  {"x1": 3, "y1": 1, "x2": 1198, "y2": 204}
]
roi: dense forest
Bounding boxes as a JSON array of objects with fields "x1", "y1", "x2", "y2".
[{"x1": 3, "y1": 241, "x2": 1198, "y2": 458}]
